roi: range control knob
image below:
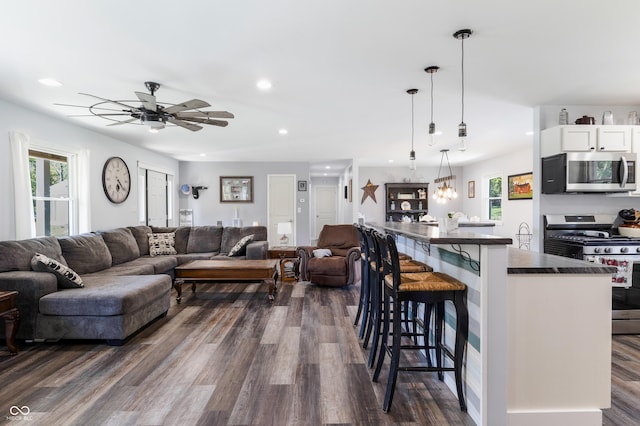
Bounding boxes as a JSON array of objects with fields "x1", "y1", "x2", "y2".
[
  {"x1": 621, "y1": 247, "x2": 629, "y2": 253},
  {"x1": 604, "y1": 247, "x2": 612, "y2": 254},
  {"x1": 594, "y1": 247, "x2": 601, "y2": 253}
]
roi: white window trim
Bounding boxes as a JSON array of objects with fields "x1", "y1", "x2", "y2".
[{"x1": 484, "y1": 173, "x2": 504, "y2": 226}]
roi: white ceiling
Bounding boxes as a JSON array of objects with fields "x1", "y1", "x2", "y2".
[{"x1": 2, "y1": 1, "x2": 639, "y2": 174}]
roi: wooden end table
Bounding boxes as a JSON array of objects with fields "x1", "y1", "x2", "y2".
[
  {"x1": 268, "y1": 247, "x2": 298, "y2": 282},
  {"x1": 0, "y1": 291, "x2": 19, "y2": 355},
  {"x1": 174, "y1": 259, "x2": 279, "y2": 303}
]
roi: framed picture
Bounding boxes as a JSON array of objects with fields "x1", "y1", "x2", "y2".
[
  {"x1": 468, "y1": 180, "x2": 475, "y2": 198},
  {"x1": 220, "y1": 176, "x2": 253, "y2": 202},
  {"x1": 508, "y1": 172, "x2": 533, "y2": 200},
  {"x1": 298, "y1": 180, "x2": 307, "y2": 191}
]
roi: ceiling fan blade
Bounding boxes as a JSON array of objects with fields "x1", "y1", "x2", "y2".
[
  {"x1": 79, "y1": 93, "x2": 136, "y2": 110},
  {"x1": 54, "y1": 103, "x2": 126, "y2": 112},
  {"x1": 175, "y1": 111, "x2": 235, "y2": 119},
  {"x1": 167, "y1": 117, "x2": 202, "y2": 131},
  {"x1": 135, "y1": 91, "x2": 157, "y2": 112},
  {"x1": 163, "y1": 99, "x2": 210, "y2": 114},
  {"x1": 106, "y1": 118, "x2": 139, "y2": 127},
  {"x1": 67, "y1": 113, "x2": 132, "y2": 117},
  {"x1": 180, "y1": 117, "x2": 229, "y2": 127}
]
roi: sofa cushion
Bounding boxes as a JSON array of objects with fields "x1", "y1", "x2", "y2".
[
  {"x1": 150, "y1": 226, "x2": 190, "y2": 253},
  {"x1": 80, "y1": 262, "x2": 155, "y2": 277},
  {"x1": 229, "y1": 234, "x2": 254, "y2": 257},
  {"x1": 221, "y1": 226, "x2": 267, "y2": 253},
  {"x1": 39, "y1": 275, "x2": 171, "y2": 316},
  {"x1": 129, "y1": 256, "x2": 178, "y2": 274},
  {"x1": 58, "y1": 233, "x2": 112, "y2": 275},
  {"x1": 187, "y1": 226, "x2": 223, "y2": 253},
  {"x1": 317, "y1": 224, "x2": 359, "y2": 251},
  {"x1": 30, "y1": 253, "x2": 84, "y2": 288},
  {"x1": 98, "y1": 228, "x2": 140, "y2": 265},
  {"x1": 308, "y1": 256, "x2": 347, "y2": 276},
  {"x1": 127, "y1": 225, "x2": 153, "y2": 256},
  {"x1": 0, "y1": 236, "x2": 66, "y2": 272},
  {"x1": 148, "y1": 233, "x2": 177, "y2": 256}
]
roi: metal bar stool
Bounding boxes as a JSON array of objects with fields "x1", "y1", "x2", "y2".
[{"x1": 372, "y1": 230, "x2": 469, "y2": 413}]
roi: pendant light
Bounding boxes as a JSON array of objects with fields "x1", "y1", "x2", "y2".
[
  {"x1": 433, "y1": 149, "x2": 457, "y2": 204},
  {"x1": 424, "y1": 66, "x2": 439, "y2": 146},
  {"x1": 454, "y1": 29, "x2": 472, "y2": 151},
  {"x1": 407, "y1": 88, "x2": 418, "y2": 170}
]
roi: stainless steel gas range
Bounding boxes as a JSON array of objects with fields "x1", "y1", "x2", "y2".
[{"x1": 544, "y1": 214, "x2": 640, "y2": 334}]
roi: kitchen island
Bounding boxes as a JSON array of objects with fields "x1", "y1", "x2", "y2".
[{"x1": 371, "y1": 222, "x2": 614, "y2": 426}]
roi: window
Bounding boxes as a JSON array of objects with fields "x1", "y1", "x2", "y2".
[
  {"x1": 29, "y1": 150, "x2": 72, "y2": 237},
  {"x1": 488, "y1": 175, "x2": 502, "y2": 221}
]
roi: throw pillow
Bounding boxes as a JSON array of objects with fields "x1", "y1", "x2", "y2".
[
  {"x1": 148, "y1": 233, "x2": 177, "y2": 256},
  {"x1": 228, "y1": 234, "x2": 254, "y2": 257},
  {"x1": 31, "y1": 252, "x2": 84, "y2": 289},
  {"x1": 313, "y1": 248, "x2": 332, "y2": 258}
]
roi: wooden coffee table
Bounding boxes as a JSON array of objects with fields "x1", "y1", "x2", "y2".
[
  {"x1": 174, "y1": 259, "x2": 279, "y2": 303},
  {"x1": 0, "y1": 291, "x2": 19, "y2": 355}
]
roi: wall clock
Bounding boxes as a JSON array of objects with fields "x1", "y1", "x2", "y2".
[{"x1": 102, "y1": 156, "x2": 131, "y2": 204}]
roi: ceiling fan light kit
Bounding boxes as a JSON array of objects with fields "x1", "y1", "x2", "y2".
[{"x1": 60, "y1": 81, "x2": 234, "y2": 133}]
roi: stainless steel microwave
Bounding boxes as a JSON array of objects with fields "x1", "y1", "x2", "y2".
[{"x1": 541, "y1": 152, "x2": 637, "y2": 193}]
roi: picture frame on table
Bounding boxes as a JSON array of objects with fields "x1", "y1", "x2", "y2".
[
  {"x1": 507, "y1": 172, "x2": 533, "y2": 200},
  {"x1": 220, "y1": 176, "x2": 253, "y2": 202}
]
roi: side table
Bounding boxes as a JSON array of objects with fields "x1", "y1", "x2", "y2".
[
  {"x1": 268, "y1": 247, "x2": 298, "y2": 282},
  {"x1": 0, "y1": 291, "x2": 19, "y2": 355}
]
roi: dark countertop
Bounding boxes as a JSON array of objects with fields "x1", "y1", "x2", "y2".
[
  {"x1": 374, "y1": 221, "x2": 512, "y2": 245},
  {"x1": 507, "y1": 247, "x2": 617, "y2": 275},
  {"x1": 458, "y1": 222, "x2": 495, "y2": 227}
]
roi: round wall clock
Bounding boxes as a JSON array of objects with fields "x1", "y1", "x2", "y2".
[{"x1": 102, "y1": 156, "x2": 131, "y2": 204}]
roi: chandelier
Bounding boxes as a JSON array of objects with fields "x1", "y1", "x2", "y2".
[{"x1": 433, "y1": 149, "x2": 457, "y2": 204}]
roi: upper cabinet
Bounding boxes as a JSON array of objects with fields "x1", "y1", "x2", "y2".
[{"x1": 541, "y1": 125, "x2": 634, "y2": 157}]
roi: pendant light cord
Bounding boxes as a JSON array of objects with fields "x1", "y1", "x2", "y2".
[
  {"x1": 460, "y1": 36, "x2": 465, "y2": 123},
  {"x1": 430, "y1": 72, "x2": 434, "y2": 124},
  {"x1": 411, "y1": 92, "x2": 415, "y2": 151}
]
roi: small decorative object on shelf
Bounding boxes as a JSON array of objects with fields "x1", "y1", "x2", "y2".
[{"x1": 385, "y1": 182, "x2": 429, "y2": 222}]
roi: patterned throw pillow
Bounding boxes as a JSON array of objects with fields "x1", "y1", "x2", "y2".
[
  {"x1": 228, "y1": 234, "x2": 254, "y2": 257},
  {"x1": 148, "y1": 233, "x2": 177, "y2": 256},
  {"x1": 31, "y1": 253, "x2": 84, "y2": 289}
]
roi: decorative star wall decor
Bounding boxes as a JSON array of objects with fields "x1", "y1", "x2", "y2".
[{"x1": 361, "y1": 179, "x2": 379, "y2": 204}]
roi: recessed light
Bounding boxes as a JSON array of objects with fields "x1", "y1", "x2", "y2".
[
  {"x1": 325, "y1": 166, "x2": 331, "y2": 169},
  {"x1": 525, "y1": 131, "x2": 534, "y2": 136},
  {"x1": 323, "y1": 173, "x2": 328, "y2": 176},
  {"x1": 199, "y1": 153, "x2": 207, "y2": 157},
  {"x1": 278, "y1": 128, "x2": 288, "y2": 135},
  {"x1": 388, "y1": 159, "x2": 394, "y2": 163},
  {"x1": 257, "y1": 79, "x2": 272, "y2": 90},
  {"x1": 38, "y1": 78, "x2": 62, "y2": 87}
]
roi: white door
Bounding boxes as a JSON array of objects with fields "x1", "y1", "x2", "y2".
[
  {"x1": 147, "y1": 170, "x2": 168, "y2": 226},
  {"x1": 268, "y1": 175, "x2": 296, "y2": 247},
  {"x1": 314, "y1": 185, "x2": 337, "y2": 239}
]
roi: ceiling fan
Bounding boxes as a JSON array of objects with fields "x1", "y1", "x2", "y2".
[{"x1": 57, "y1": 81, "x2": 234, "y2": 132}]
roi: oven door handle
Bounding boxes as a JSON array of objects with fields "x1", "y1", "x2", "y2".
[{"x1": 620, "y1": 155, "x2": 629, "y2": 188}]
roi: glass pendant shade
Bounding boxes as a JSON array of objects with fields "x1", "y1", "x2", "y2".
[
  {"x1": 425, "y1": 66, "x2": 439, "y2": 147},
  {"x1": 407, "y1": 88, "x2": 418, "y2": 170},
  {"x1": 433, "y1": 149, "x2": 457, "y2": 203},
  {"x1": 454, "y1": 29, "x2": 472, "y2": 151}
]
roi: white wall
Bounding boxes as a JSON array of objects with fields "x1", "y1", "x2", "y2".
[
  {"x1": 462, "y1": 149, "x2": 534, "y2": 245},
  {"x1": 0, "y1": 99, "x2": 179, "y2": 241},
  {"x1": 358, "y1": 165, "x2": 464, "y2": 224},
  {"x1": 178, "y1": 161, "x2": 311, "y2": 245}
]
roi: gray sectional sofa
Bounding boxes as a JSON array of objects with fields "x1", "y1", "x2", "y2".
[{"x1": 0, "y1": 225, "x2": 268, "y2": 345}]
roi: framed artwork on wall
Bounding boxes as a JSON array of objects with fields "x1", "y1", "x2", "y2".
[
  {"x1": 508, "y1": 172, "x2": 533, "y2": 200},
  {"x1": 220, "y1": 176, "x2": 253, "y2": 202},
  {"x1": 298, "y1": 180, "x2": 307, "y2": 191},
  {"x1": 468, "y1": 180, "x2": 475, "y2": 198}
]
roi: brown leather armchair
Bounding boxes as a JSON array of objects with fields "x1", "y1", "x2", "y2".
[{"x1": 296, "y1": 224, "x2": 361, "y2": 287}]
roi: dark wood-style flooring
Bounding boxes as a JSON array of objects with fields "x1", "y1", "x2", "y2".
[{"x1": 0, "y1": 280, "x2": 638, "y2": 425}]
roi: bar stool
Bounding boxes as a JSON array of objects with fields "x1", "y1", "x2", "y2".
[
  {"x1": 372, "y1": 230, "x2": 469, "y2": 413},
  {"x1": 353, "y1": 224, "x2": 371, "y2": 338},
  {"x1": 364, "y1": 228, "x2": 432, "y2": 369}
]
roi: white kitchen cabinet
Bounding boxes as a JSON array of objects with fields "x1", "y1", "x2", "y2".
[{"x1": 541, "y1": 125, "x2": 633, "y2": 157}]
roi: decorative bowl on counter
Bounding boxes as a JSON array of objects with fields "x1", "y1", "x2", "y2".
[{"x1": 619, "y1": 225, "x2": 640, "y2": 237}]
